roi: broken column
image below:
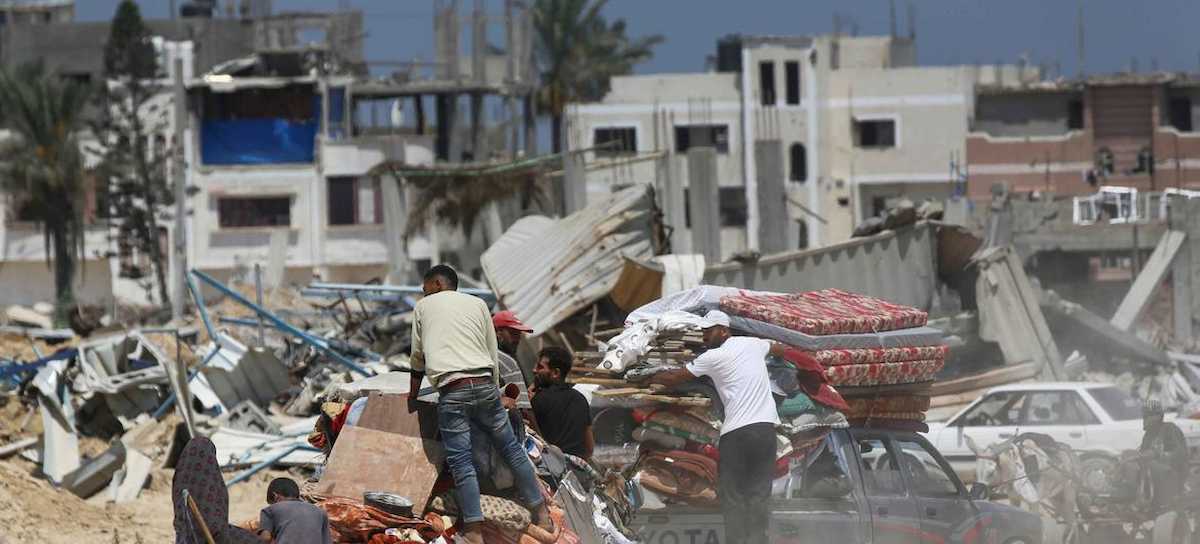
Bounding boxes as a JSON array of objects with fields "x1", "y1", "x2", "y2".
[
  {"x1": 687, "y1": 147, "x2": 722, "y2": 262},
  {"x1": 1170, "y1": 196, "x2": 1200, "y2": 347},
  {"x1": 755, "y1": 139, "x2": 788, "y2": 255}
]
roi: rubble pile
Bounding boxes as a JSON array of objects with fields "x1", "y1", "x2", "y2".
[{"x1": 582, "y1": 285, "x2": 948, "y2": 507}]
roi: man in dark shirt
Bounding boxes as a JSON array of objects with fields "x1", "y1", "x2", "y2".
[
  {"x1": 530, "y1": 347, "x2": 594, "y2": 459},
  {"x1": 258, "y1": 477, "x2": 332, "y2": 543}
]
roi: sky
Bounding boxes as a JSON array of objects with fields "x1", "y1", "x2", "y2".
[{"x1": 74, "y1": 0, "x2": 1200, "y2": 79}]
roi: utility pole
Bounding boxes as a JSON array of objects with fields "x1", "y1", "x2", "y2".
[
  {"x1": 171, "y1": 58, "x2": 188, "y2": 321},
  {"x1": 1076, "y1": 0, "x2": 1085, "y2": 77}
]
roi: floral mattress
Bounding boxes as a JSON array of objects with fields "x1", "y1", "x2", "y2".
[{"x1": 720, "y1": 288, "x2": 928, "y2": 336}]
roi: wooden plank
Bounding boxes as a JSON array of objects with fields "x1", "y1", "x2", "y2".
[
  {"x1": 927, "y1": 362, "x2": 1039, "y2": 397},
  {"x1": 572, "y1": 377, "x2": 628, "y2": 387},
  {"x1": 629, "y1": 394, "x2": 711, "y2": 407},
  {"x1": 1111, "y1": 230, "x2": 1186, "y2": 331},
  {"x1": 591, "y1": 388, "x2": 647, "y2": 398}
]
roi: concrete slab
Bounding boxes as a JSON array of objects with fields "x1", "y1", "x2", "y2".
[
  {"x1": 974, "y1": 247, "x2": 1065, "y2": 379},
  {"x1": 114, "y1": 448, "x2": 153, "y2": 503},
  {"x1": 1042, "y1": 290, "x2": 1171, "y2": 366},
  {"x1": 1111, "y1": 230, "x2": 1186, "y2": 331},
  {"x1": 313, "y1": 425, "x2": 443, "y2": 511},
  {"x1": 39, "y1": 396, "x2": 80, "y2": 484},
  {"x1": 62, "y1": 441, "x2": 126, "y2": 499}
]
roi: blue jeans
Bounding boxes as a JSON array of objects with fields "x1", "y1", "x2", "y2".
[{"x1": 437, "y1": 381, "x2": 544, "y2": 524}]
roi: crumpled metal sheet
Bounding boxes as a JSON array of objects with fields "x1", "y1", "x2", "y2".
[{"x1": 481, "y1": 185, "x2": 655, "y2": 336}]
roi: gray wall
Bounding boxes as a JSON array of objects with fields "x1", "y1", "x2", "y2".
[{"x1": 974, "y1": 92, "x2": 1077, "y2": 137}]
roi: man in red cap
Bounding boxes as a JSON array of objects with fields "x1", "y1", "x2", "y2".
[
  {"x1": 492, "y1": 310, "x2": 532, "y2": 359},
  {"x1": 493, "y1": 310, "x2": 533, "y2": 411}
]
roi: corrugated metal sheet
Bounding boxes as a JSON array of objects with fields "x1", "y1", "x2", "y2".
[
  {"x1": 704, "y1": 223, "x2": 938, "y2": 310},
  {"x1": 482, "y1": 185, "x2": 656, "y2": 335}
]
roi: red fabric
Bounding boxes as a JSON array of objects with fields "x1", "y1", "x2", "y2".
[
  {"x1": 808, "y1": 345, "x2": 949, "y2": 366},
  {"x1": 331, "y1": 403, "x2": 350, "y2": 436},
  {"x1": 315, "y1": 496, "x2": 438, "y2": 543},
  {"x1": 720, "y1": 288, "x2": 928, "y2": 335},
  {"x1": 824, "y1": 359, "x2": 945, "y2": 387},
  {"x1": 781, "y1": 348, "x2": 849, "y2": 412}
]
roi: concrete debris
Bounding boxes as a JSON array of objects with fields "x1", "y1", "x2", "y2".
[
  {"x1": 973, "y1": 246, "x2": 1065, "y2": 379},
  {"x1": 1111, "y1": 230, "x2": 1186, "y2": 332},
  {"x1": 4, "y1": 305, "x2": 53, "y2": 330},
  {"x1": 1041, "y1": 289, "x2": 1172, "y2": 366}
]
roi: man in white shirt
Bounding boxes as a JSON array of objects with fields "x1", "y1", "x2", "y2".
[
  {"x1": 409, "y1": 265, "x2": 552, "y2": 544},
  {"x1": 649, "y1": 310, "x2": 782, "y2": 544}
]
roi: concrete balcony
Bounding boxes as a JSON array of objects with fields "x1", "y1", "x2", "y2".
[{"x1": 320, "y1": 133, "x2": 435, "y2": 177}]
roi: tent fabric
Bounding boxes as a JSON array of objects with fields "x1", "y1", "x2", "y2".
[{"x1": 201, "y1": 118, "x2": 318, "y2": 164}]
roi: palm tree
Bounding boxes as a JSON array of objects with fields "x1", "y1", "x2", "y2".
[
  {"x1": 532, "y1": 0, "x2": 663, "y2": 152},
  {"x1": 0, "y1": 62, "x2": 93, "y2": 324}
]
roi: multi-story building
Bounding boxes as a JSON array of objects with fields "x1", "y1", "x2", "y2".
[
  {"x1": 965, "y1": 73, "x2": 1200, "y2": 318},
  {"x1": 967, "y1": 74, "x2": 1200, "y2": 206},
  {"x1": 0, "y1": 1, "x2": 536, "y2": 307},
  {"x1": 567, "y1": 33, "x2": 1036, "y2": 258}
]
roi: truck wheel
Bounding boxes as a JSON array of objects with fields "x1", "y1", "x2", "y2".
[
  {"x1": 1087, "y1": 524, "x2": 1131, "y2": 544},
  {"x1": 1153, "y1": 511, "x2": 1191, "y2": 544}
]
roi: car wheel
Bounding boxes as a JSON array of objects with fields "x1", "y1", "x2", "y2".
[
  {"x1": 1153, "y1": 511, "x2": 1191, "y2": 544},
  {"x1": 1080, "y1": 455, "x2": 1120, "y2": 496}
]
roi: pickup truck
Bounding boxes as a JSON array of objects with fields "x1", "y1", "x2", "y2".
[{"x1": 630, "y1": 428, "x2": 1043, "y2": 544}]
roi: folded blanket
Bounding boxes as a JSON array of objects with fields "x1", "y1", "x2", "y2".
[
  {"x1": 721, "y1": 289, "x2": 928, "y2": 336},
  {"x1": 845, "y1": 396, "x2": 932, "y2": 416},
  {"x1": 809, "y1": 345, "x2": 949, "y2": 366},
  {"x1": 644, "y1": 411, "x2": 719, "y2": 444},
  {"x1": 824, "y1": 359, "x2": 945, "y2": 387}
]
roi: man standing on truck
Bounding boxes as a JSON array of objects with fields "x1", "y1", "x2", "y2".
[
  {"x1": 649, "y1": 310, "x2": 783, "y2": 544},
  {"x1": 409, "y1": 265, "x2": 553, "y2": 544}
]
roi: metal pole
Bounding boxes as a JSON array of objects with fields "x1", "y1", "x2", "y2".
[
  {"x1": 191, "y1": 270, "x2": 373, "y2": 376},
  {"x1": 172, "y1": 58, "x2": 188, "y2": 322},
  {"x1": 254, "y1": 264, "x2": 265, "y2": 346}
]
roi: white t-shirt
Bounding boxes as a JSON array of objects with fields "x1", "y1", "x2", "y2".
[{"x1": 686, "y1": 336, "x2": 780, "y2": 435}]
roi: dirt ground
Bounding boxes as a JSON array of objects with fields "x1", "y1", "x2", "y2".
[{"x1": 0, "y1": 457, "x2": 290, "y2": 543}]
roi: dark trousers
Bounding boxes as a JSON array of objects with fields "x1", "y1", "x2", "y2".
[{"x1": 718, "y1": 422, "x2": 777, "y2": 544}]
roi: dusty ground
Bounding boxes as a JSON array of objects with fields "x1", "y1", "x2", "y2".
[{"x1": 0, "y1": 457, "x2": 290, "y2": 543}]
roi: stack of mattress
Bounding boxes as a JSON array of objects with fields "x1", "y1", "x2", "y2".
[{"x1": 719, "y1": 288, "x2": 944, "y2": 431}]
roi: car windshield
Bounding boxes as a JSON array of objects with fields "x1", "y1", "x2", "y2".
[{"x1": 1089, "y1": 387, "x2": 1142, "y2": 421}]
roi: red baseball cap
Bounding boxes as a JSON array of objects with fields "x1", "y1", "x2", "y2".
[{"x1": 492, "y1": 310, "x2": 533, "y2": 332}]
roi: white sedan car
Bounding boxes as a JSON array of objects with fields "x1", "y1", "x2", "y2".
[{"x1": 925, "y1": 382, "x2": 1200, "y2": 482}]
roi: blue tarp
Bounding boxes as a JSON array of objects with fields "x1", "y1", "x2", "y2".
[{"x1": 201, "y1": 118, "x2": 318, "y2": 165}]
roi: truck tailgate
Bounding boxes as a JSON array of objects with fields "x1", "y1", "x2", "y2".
[{"x1": 631, "y1": 507, "x2": 726, "y2": 544}]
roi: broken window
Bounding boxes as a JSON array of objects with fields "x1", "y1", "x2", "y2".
[
  {"x1": 785, "y1": 61, "x2": 801, "y2": 105},
  {"x1": 759, "y1": 61, "x2": 776, "y2": 106},
  {"x1": 328, "y1": 177, "x2": 383, "y2": 226},
  {"x1": 675, "y1": 125, "x2": 730, "y2": 154},
  {"x1": 200, "y1": 85, "x2": 319, "y2": 165},
  {"x1": 1170, "y1": 98, "x2": 1193, "y2": 132},
  {"x1": 1068, "y1": 99, "x2": 1084, "y2": 130},
  {"x1": 217, "y1": 196, "x2": 291, "y2": 228},
  {"x1": 854, "y1": 118, "x2": 896, "y2": 148},
  {"x1": 593, "y1": 127, "x2": 638, "y2": 158},
  {"x1": 682, "y1": 186, "x2": 748, "y2": 227},
  {"x1": 789, "y1": 143, "x2": 807, "y2": 182}
]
